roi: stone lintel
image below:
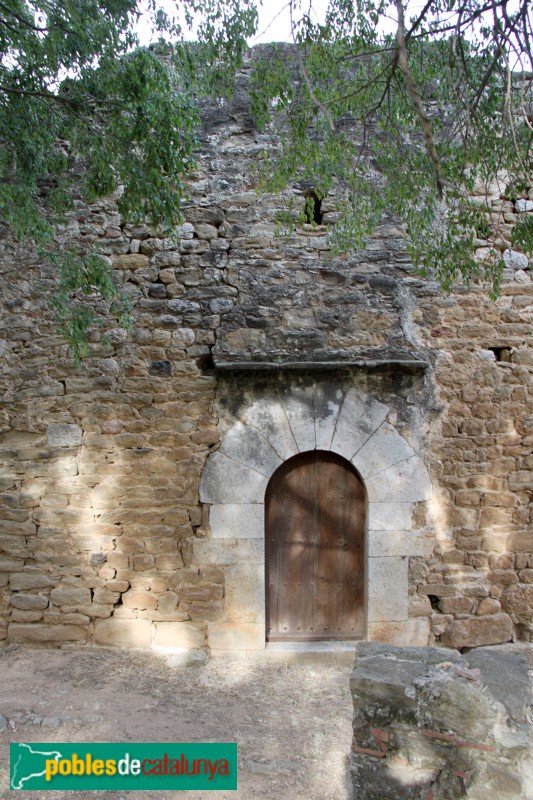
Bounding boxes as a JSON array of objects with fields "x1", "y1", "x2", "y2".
[{"x1": 213, "y1": 360, "x2": 429, "y2": 371}]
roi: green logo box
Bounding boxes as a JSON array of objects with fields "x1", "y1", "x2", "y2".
[{"x1": 10, "y1": 742, "x2": 237, "y2": 790}]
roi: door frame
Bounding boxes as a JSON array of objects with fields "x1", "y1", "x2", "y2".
[{"x1": 199, "y1": 383, "x2": 433, "y2": 651}]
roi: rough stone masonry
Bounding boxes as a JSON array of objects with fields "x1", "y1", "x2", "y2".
[
  {"x1": 0, "y1": 46, "x2": 532, "y2": 654},
  {"x1": 350, "y1": 643, "x2": 532, "y2": 800}
]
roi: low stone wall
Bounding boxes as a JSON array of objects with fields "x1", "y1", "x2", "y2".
[{"x1": 350, "y1": 643, "x2": 532, "y2": 799}]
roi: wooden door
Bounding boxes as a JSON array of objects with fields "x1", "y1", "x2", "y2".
[{"x1": 265, "y1": 450, "x2": 365, "y2": 641}]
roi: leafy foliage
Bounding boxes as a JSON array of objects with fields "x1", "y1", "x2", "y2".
[
  {"x1": 0, "y1": 1, "x2": 532, "y2": 359},
  {"x1": 0, "y1": 0, "x2": 257, "y2": 359},
  {"x1": 249, "y1": 0, "x2": 533, "y2": 295}
]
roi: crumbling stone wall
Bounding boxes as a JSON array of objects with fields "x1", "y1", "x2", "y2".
[
  {"x1": 0, "y1": 48, "x2": 532, "y2": 651},
  {"x1": 350, "y1": 643, "x2": 532, "y2": 800}
]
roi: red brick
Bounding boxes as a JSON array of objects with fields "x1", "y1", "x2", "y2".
[
  {"x1": 371, "y1": 727, "x2": 390, "y2": 743},
  {"x1": 455, "y1": 741, "x2": 493, "y2": 751},
  {"x1": 351, "y1": 746, "x2": 387, "y2": 758}
]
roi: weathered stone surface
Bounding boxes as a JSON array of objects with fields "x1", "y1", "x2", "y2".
[
  {"x1": 219, "y1": 421, "x2": 282, "y2": 476},
  {"x1": 209, "y1": 504, "x2": 263, "y2": 539},
  {"x1": 192, "y1": 538, "x2": 264, "y2": 566},
  {"x1": 50, "y1": 586, "x2": 92, "y2": 607},
  {"x1": 366, "y1": 619, "x2": 430, "y2": 646},
  {"x1": 331, "y1": 388, "x2": 389, "y2": 461},
  {"x1": 241, "y1": 398, "x2": 299, "y2": 461},
  {"x1": 279, "y1": 385, "x2": 317, "y2": 452},
  {"x1": 350, "y1": 644, "x2": 531, "y2": 800},
  {"x1": 353, "y1": 422, "x2": 414, "y2": 479},
  {"x1": 94, "y1": 617, "x2": 151, "y2": 648},
  {"x1": 467, "y1": 648, "x2": 530, "y2": 721},
  {"x1": 441, "y1": 613, "x2": 513, "y2": 648},
  {"x1": 368, "y1": 529, "x2": 434, "y2": 558},
  {"x1": 10, "y1": 594, "x2": 49, "y2": 610},
  {"x1": 113, "y1": 254, "x2": 149, "y2": 270},
  {"x1": 366, "y1": 457, "x2": 432, "y2": 503},
  {"x1": 501, "y1": 583, "x2": 533, "y2": 621},
  {"x1": 367, "y1": 557, "x2": 408, "y2": 622},
  {"x1": 9, "y1": 573, "x2": 54, "y2": 591},
  {"x1": 199, "y1": 452, "x2": 268, "y2": 504},
  {"x1": 47, "y1": 423, "x2": 83, "y2": 448},
  {"x1": 8, "y1": 623, "x2": 87, "y2": 643},
  {"x1": 313, "y1": 382, "x2": 343, "y2": 450},
  {"x1": 223, "y1": 564, "x2": 264, "y2": 623},
  {"x1": 208, "y1": 622, "x2": 264, "y2": 650},
  {"x1": 503, "y1": 248, "x2": 529, "y2": 270},
  {"x1": 367, "y1": 503, "x2": 413, "y2": 531},
  {"x1": 122, "y1": 590, "x2": 157, "y2": 610},
  {"x1": 153, "y1": 621, "x2": 205, "y2": 649}
]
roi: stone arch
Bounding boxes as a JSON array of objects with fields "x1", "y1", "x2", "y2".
[{"x1": 198, "y1": 383, "x2": 433, "y2": 652}]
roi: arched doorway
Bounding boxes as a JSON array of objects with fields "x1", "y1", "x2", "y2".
[{"x1": 265, "y1": 450, "x2": 366, "y2": 641}]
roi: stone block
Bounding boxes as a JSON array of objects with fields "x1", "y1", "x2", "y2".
[
  {"x1": 366, "y1": 457, "x2": 432, "y2": 503},
  {"x1": 8, "y1": 623, "x2": 87, "y2": 643},
  {"x1": 241, "y1": 398, "x2": 299, "y2": 461},
  {"x1": 47, "y1": 424, "x2": 82, "y2": 448},
  {"x1": 313, "y1": 382, "x2": 343, "y2": 450},
  {"x1": 113, "y1": 254, "x2": 149, "y2": 270},
  {"x1": 331, "y1": 388, "x2": 389, "y2": 461},
  {"x1": 367, "y1": 557, "x2": 408, "y2": 622},
  {"x1": 9, "y1": 573, "x2": 54, "y2": 591},
  {"x1": 76, "y1": 603, "x2": 113, "y2": 619},
  {"x1": 223, "y1": 564, "x2": 264, "y2": 623},
  {"x1": 11, "y1": 609, "x2": 44, "y2": 622},
  {"x1": 133, "y1": 554, "x2": 155, "y2": 571},
  {"x1": 94, "y1": 617, "x2": 151, "y2": 648},
  {"x1": 199, "y1": 452, "x2": 268, "y2": 504},
  {"x1": 193, "y1": 538, "x2": 264, "y2": 565},
  {"x1": 279, "y1": 385, "x2": 316, "y2": 451},
  {"x1": 366, "y1": 618, "x2": 430, "y2": 646},
  {"x1": 153, "y1": 621, "x2": 205, "y2": 649},
  {"x1": 438, "y1": 596, "x2": 475, "y2": 615},
  {"x1": 208, "y1": 622, "x2": 265, "y2": 650},
  {"x1": 353, "y1": 422, "x2": 415, "y2": 479},
  {"x1": 441, "y1": 613, "x2": 513, "y2": 648},
  {"x1": 10, "y1": 593, "x2": 49, "y2": 610},
  {"x1": 122, "y1": 590, "x2": 157, "y2": 610},
  {"x1": 367, "y1": 503, "x2": 414, "y2": 531},
  {"x1": 209, "y1": 504, "x2": 263, "y2": 539},
  {"x1": 50, "y1": 586, "x2": 92, "y2": 607},
  {"x1": 368, "y1": 530, "x2": 434, "y2": 558},
  {"x1": 501, "y1": 584, "x2": 533, "y2": 621},
  {"x1": 467, "y1": 648, "x2": 531, "y2": 722},
  {"x1": 219, "y1": 421, "x2": 281, "y2": 477}
]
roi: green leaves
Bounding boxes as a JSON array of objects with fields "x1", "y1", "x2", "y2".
[
  {"x1": 0, "y1": 0, "x2": 257, "y2": 358},
  {"x1": 249, "y1": 0, "x2": 532, "y2": 296}
]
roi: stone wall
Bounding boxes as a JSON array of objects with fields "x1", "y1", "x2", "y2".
[
  {"x1": 350, "y1": 643, "x2": 532, "y2": 799},
  {"x1": 0, "y1": 48, "x2": 532, "y2": 651}
]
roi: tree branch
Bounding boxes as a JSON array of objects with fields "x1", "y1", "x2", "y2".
[
  {"x1": 0, "y1": 1, "x2": 48, "y2": 31},
  {"x1": 395, "y1": 0, "x2": 444, "y2": 199}
]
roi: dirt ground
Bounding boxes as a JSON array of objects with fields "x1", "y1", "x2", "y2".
[{"x1": 0, "y1": 645, "x2": 355, "y2": 800}]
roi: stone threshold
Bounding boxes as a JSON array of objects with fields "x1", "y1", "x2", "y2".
[{"x1": 210, "y1": 641, "x2": 357, "y2": 666}]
